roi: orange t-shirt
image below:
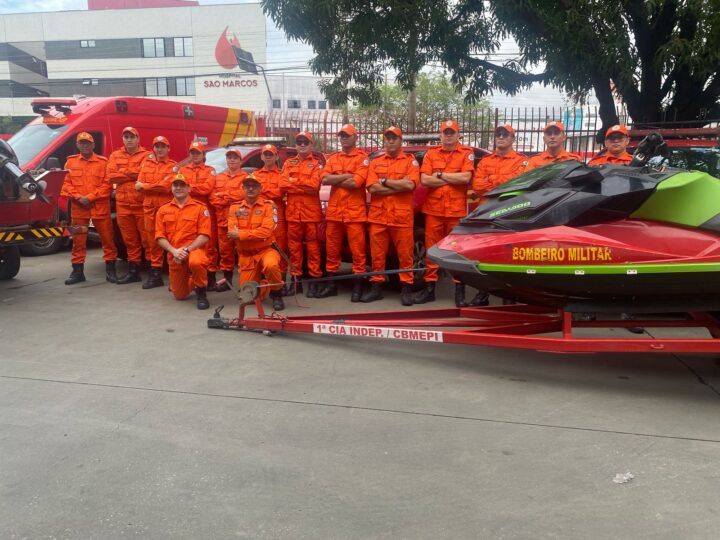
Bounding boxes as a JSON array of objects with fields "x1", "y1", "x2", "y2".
[
  {"x1": 155, "y1": 197, "x2": 211, "y2": 248},
  {"x1": 227, "y1": 197, "x2": 277, "y2": 253},
  {"x1": 321, "y1": 148, "x2": 369, "y2": 222},
  {"x1": 253, "y1": 167, "x2": 286, "y2": 222},
  {"x1": 366, "y1": 152, "x2": 420, "y2": 227},
  {"x1": 138, "y1": 155, "x2": 177, "y2": 209},
  {"x1": 588, "y1": 152, "x2": 633, "y2": 166},
  {"x1": 106, "y1": 146, "x2": 149, "y2": 207},
  {"x1": 420, "y1": 143, "x2": 476, "y2": 217},
  {"x1": 472, "y1": 150, "x2": 528, "y2": 195},
  {"x1": 280, "y1": 154, "x2": 323, "y2": 222},
  {"x1": 526, "y1": 149, "x2": 582, "y2": 171},
  {"x1": 210, "y1": 168, "x2": 248, "y2": 227},
  {"x1": 61, "y1": 152, "x2": 111, "y2": 219},
  {"x1": 178, "y1": 162, "x2": 216, "y2": 207}
]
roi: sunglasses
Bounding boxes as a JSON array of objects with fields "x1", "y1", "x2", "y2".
[
  {"x1": 495, "y1": 132, "x2": 512, "y2": 138},
  {"x1": 296, "y1": 139, "x2": 311, "y2": 146}
]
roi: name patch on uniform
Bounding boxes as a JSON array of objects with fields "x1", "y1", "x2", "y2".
[
  {"x1": 254, "y1": 209, "x2": 263, "y2": 215},
  {"x1": 273, "y1": 208, "x2": 278, "y2": 224}
]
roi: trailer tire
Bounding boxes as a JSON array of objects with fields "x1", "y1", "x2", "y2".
[{"x1": 0, "y1": 246, "x2": 21, "y2": 280}]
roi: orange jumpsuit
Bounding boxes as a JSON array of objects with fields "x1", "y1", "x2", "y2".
[
  {"x1": 155, "y1": 197, "x2": 211, "y2": 300},
  {"x1": 366, "y1": 152, "x2": 420, "y2": 284},
  {"x1": 420, "y1": 144, "x2": 475, "y2": 282},
  {"x1": 178, "y1": 162, "x2": 218, "y2": 272},
  {"x1": 321, "y1": 148, "x2": 369, "y2": 275},
  {"x1": 138, "y1": 155, "x2": 177, "y2": 268},
  {"x1": 61, "y1": 153, "x2": 117, "y2": 265},
  {"x1": 227, "y1": 197, "x2": 283, "y2": 300},
  {"x1": 472, "y1": 150, "x2": 528, "y2": 195},
  {"x1": 280, "y1": 154, "x2": 323, "y2": 278},
  {"x1": 106, "y1": 146, "x2": 150, "y2": 264},
  {"x1": 254, "y1": 166, "x2": 288, "y2": 272},
  {"x1": 526, "y1": 148, "x2": 582, "y2": 170},
  {"x1": 209, "y1": 168, "x2": 248, "y2": 272},
  {"x1": 588, "y1": 152, "x2": 633, "y2": 165}
]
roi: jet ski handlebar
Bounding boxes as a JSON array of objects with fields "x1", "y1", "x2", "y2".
[
  {"x1": 629, "y1": 131, "x2": 671, "y2": 168},
  {"x1": 0, "y1": 139, "x2": 50, "y2": 204}
]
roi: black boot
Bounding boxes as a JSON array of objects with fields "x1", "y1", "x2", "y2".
[
  {"x1": 283, "y1": 276, "x2": 303, "y2": 296},
  {"x1": 400, "y1": 284, "x2": 414, "y2": 306},
  {"x1": 468, "y1": 291, "x2": 489, "y2": 306},
  {"x1": 215, "y1": 270, "x2": 233, "y2": 292},
  {"x1": 360, "y1": 282, "x2": 384, "y2": 303},
  {"x1": 270, "y1": 290, "x2": 285, "y2": 311},
  {"x1": 196, "y1": 287, "x2": 209, "y2": 310},
  {"x1": 105, "y1": 260, "x2": 118, "y2": 283},
  {"x1": 315, "y1": 274, "x2": 338, "y2": 298},
  {"x1": 306, "y1": 281, "x2": 319, "y2": 298},
  {"x1": 412, "y1": 282, "x2": 436, "y2": 304},
  {"x1": 207, "y1": 271, "x2": 217, "y2": 291},
  {"x1": 64, "y1": 263, "x2": 86, "y2": 285},
  {"x1": 454, "y1": 283, "x2": 468, "y2": 307},
  {"x1": 350, "y1": 278, "x2": 364, "y2": 303},
  {"x1": 117, "y1": 262, "x2": 142, "y2": 284},
  {"x1": 142, "y1": 267, "x2": 164, "y2": 289}
]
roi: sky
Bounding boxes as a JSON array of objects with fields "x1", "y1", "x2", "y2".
[{"x1": 0, "y1": 0, "x2": 584, "y2": 108}]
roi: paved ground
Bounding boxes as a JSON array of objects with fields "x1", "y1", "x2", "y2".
[{"x1": 2, "y1": 249, "x2": 720, "y2": 539}]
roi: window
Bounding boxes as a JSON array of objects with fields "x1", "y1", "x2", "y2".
[
  {"x1": 145, "y1": 78, "x2": 168, "y2": 96},
  {"x1": 176, "y1": 77, "x2": 195, "y2": 96},
  {"x1": 272, "y1": 99, "x2": 281, "y2": 109},
  {"x1": 80, "y1": 40, "x2": 96, "y2": 48},
  {"x1": 142, "y1": 38, "x2": 165, "y2": 58},
  {"x1": 318, "y1": 100, "x2": 327, "y2": 110},
  {"x1": 91, "y1": 79, "x2": 99, "y2": 86},
  {"x1": 173, "y1": 37, "x2": 193, "y2": 57},
  {"x1": 307, "y1": 100, "x2": 316, "y2": 109},
  {"x1": 287, "y1": 99, "x2": 301, "y2": 109}
]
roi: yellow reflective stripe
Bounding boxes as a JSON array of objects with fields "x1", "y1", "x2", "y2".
[
  {"x1": 31, "y1": 229, "x2": 43, "y2": 238},
  {"x1": 219, "y1": 108, "x2": 241, "y2": 146}
]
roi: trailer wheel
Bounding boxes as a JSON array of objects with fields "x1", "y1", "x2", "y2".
[{"x1": 0, "y1": 246, "x2": 21, "y2": 280}]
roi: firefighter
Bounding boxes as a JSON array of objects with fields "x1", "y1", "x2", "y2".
[
  {"x1": 589, "y1": 125, "x2": 633, "y2": 165},
  {"x1": 177, "y1": 141, "x2": 218, "y2": 289},
  {"x1": 106, "y1": 126, "x2": 150, "y2": 284},
  {"x1": 155, "y1": 174, "x2": 211, "y2": 310},
  {"x1": 136, "y1": 136, "x2": 177, "y2": 289},
  {"x1": 209, "y1": 148, "x2": 248, "y2": 291},
  {"x1": 468, "y1": 124, "x2": 528, "y2": 306},
  {"x1": 227, "y1": 175, "x2": 285, "y2": 311},
  {"x1": 362, "y1": 126, "x2": 420, "y2": 306},
  {"x1": 525, "y1": 122, "x2": 582, "y2": 170},
  {"x1": 413, "y1": 119, "x2": 475, "y2": 307},
  {"x1": 61, "y1": 132, "x2": 117, "y2": 285},
  {"x1": 317, "y1": 123, "x2": 368, "y2": 301},
  {"x1": 252, "y1": 144, "x2": 288, "y2": 278},
  {"x1": 280, "y1": 131, "x2": 323, "y2": 297}
]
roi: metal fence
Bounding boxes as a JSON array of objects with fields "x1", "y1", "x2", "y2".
[{"x1": 255, "y1": 107, "x2": 719, "y2": 156}]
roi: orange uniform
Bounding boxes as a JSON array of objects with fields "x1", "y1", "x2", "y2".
[
  {"x1": 138, "y1": 155, "x2": 177, "y2": 268},
  {"x1": 209, "y1": 168, "x2": 247, "y2": 272},
  {"x1": 472, "y1": 150, "x2": 528, "y2": 195},
  {"x1": 227, "y1": 197, "x2": 283, "y2": 299},
  {"x1": 321, "y1": 148, "x2": 369, "y2": 275},
  {"x1": 366, "y1": 152, "x2": 420, "y2": 284},
  {"x1": 280, "y1": 154, "x2": 323, "y2": 277},
  {"x1": 179, "y1": 162, "x2": 218, "y2": 272},
  {"x1": 420, "y1": 144, "x2": 476, "y2": 282},
  {"x1": 588, "y1": 152, "x2": 633, "y2": 165},
  {"x1": 253, "y1": 166, "x2": 288, "y2": 272},
  {"x1": 525, "y1": 148, "x2": 582, "y2": 170},
  {"x1": 106, "y1": 146, "x2": 150, "y2": 264},
  {"x1": 61, "y1": 152, "x2": 117, "y2": 265},
  {"x1": 155, "y1": 197, "x2": 211, "y2": 300}
]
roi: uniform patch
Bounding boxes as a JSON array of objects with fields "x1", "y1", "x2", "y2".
[
  {"x1": 412, "y1": 160, "x2": 419, "y2": 167},
  {"x1": 273, "y1": 207, "x2": 278, "y2": 224},
  {"x1": 468, "y1": 154, "x2": 474, "y2": 160},
  {"x1": 308, "y1": 164, "x2": 314, "y2": 168},
  {"x1": 172, "y1": 166, "x2": 179, "y2": 173},
  {"x1": 255, "y1": 209, "x2": 263, "y2": 215},
  {"x1": 210, "y1": 170, "x2": 216, "y2": 175},
  {"x1": 363, "y1": 159, "x2": 369, "y2": 166},
  {"x1": 148, "y1": 154, "x2": 155, "y2": 159},
  {"x1": 203, "y1": 209, "x2": 209, "y2": 217},
  {"x1": 522, "y1": 160, "x2": 529, "y2": 166}
]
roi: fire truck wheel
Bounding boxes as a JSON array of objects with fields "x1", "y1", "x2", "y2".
[
  {"x1": 20, "y1": 237, "x2": 66, "y2": 256},
  {"x1": 0, "y1": 246, "x2": 21, "y2": 280}
]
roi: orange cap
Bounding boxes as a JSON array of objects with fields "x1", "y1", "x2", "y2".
[
  {"x1": 153, "y1": 135, "x2": 170, "y2": 146},
  {"x1": 188, "y1": 141, "x2": 205, "y2": 152},
  {"x1": 261, "y1": 144, "x2": 278, "y2": 155},
  {"x1": 544, "y1": 122, "x2": 565, "y2": 133},
  {"x1": 242, "y1": 174, "x2": 262, "y2": 185},
  {"x1": 76, "y1": 132, "x2": 94, "y2": 143},
  {"x1": 383, "y1": 126, "x2": 403, "y2": 138},
  {"x1": 440, "y1": 120, "x2": 459, "y2": 133},
  {"x1": 172, "y1": 173, "x2": 188, "y2": 185},
  {"x1": 338, "y1": 124, "x2": 357, "y2": 136},
  {"x1": 122, "y1": 126, "x2": 139, "y2": 137},
  {"x1": 605, "y1": 124, "x2": 629, "y2": 137},
  {"x1": 295, "y1": 131, "x2": 314, "y2": 143},
  {"x1": 226, "y1": 148, "x2": 243, "y2": 158},
  {"x1": 495, "y1": 124, "x2": 516, "y2": 136}
]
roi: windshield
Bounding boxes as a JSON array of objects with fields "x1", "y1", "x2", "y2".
[
  {"x1": 9, "y1": 122, "x2": 69, "y2": 168},
  {"x1": 649, "y1": 147, "x2": 720, "y2": 178},
  {"x1": 205, "y1": 147, "x2": 256, "y2": 172}
]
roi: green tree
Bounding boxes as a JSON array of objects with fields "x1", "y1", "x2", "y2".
[{"x1": 263, "y1": 0, "x2": 720, "y2": 132}]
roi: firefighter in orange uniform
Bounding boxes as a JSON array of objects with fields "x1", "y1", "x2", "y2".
[
  {"x1": 317, "y1": 123, "x2": 368, "y2": 301},
  {"x1": 525, "y1": 122, "x2": 582, "y2": 170},
  {"x1": 589, "y1": 125, "x2": 633, "y2": 165},
  {"x1": 414, "y1": 120, "x2": 475, "y2": 307},
  {"x1": 178, "y1": 141, "x2": 218, "y2": 288},
  {"x1": 253, "y1": 144, "x2": 287, "y2": 277},
  {"x1": 362, "y1": 126, "x2": 420, "y2": 306},
  {"x1": 106, "y1": 126, "x2": 150, "y2": 284},
  {"x1": 61, "y1": 132, "x2": 117, "y2": 285},
  {"x1": 136, "y1": 135, "x2": 177, "y2": 289},
  {"x1": 227, "y1": 175, "x2": 285, "y2": 311},
  {"x1": 280, "y1": 131, "x2": 323, "y2": 297},
  {"x1": 155, "y1": 175, "x2": 211, "y2": 309}
]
